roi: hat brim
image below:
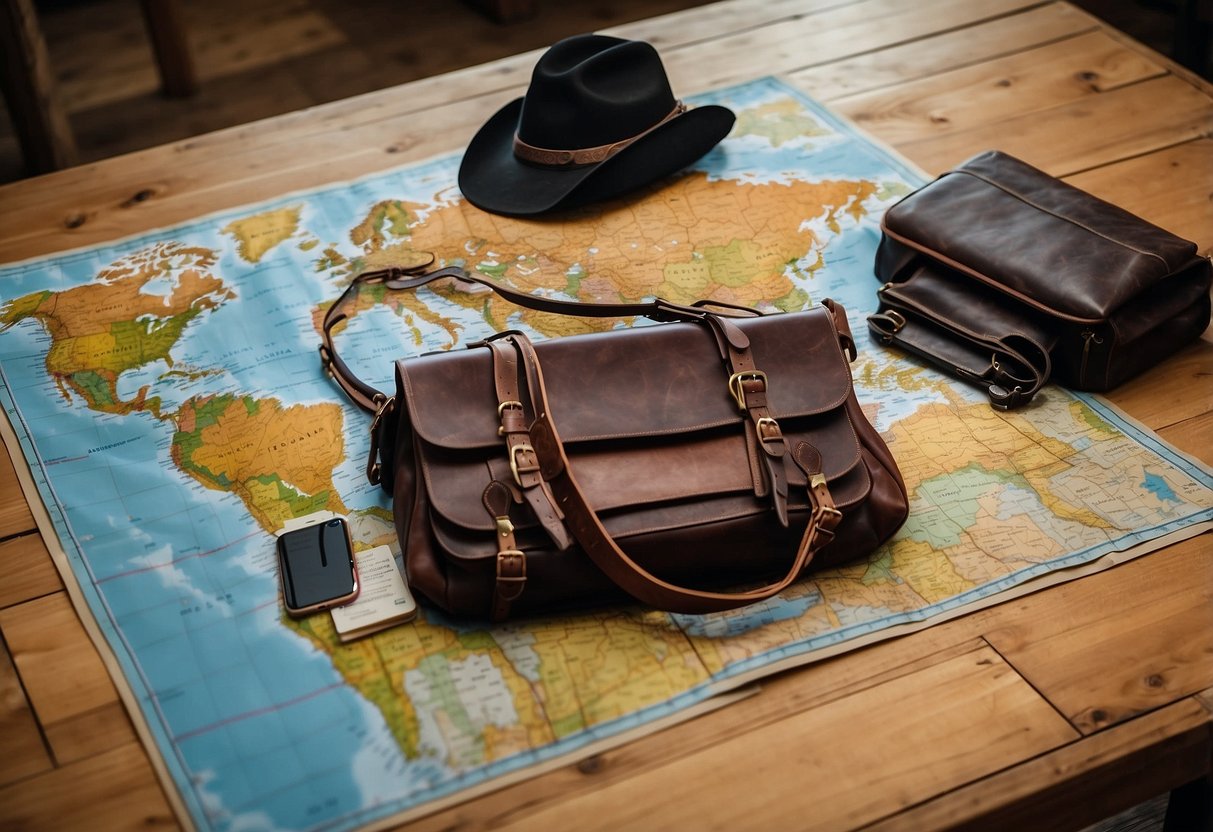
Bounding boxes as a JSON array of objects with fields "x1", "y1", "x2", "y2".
[{"x1": 458, "y1": 97, "x2": 735, "y2": 217}]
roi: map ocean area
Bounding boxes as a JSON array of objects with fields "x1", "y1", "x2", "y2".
[{"x1": 0, "y1": 77, "x2": 1209, "y2": 832}]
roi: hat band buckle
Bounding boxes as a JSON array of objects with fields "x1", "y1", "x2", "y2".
[{"x1": 512, "y1": 101, "x2": 687, "y2": 168}]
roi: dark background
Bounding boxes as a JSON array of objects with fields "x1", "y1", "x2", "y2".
[{"x1": 0, "y1": 0, "x2": 1208, "y2": 183}]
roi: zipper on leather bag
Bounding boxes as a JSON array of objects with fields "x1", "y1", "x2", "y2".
[{"x1": 1079, "y1": 329, "x2": 1103, "y2": 385}]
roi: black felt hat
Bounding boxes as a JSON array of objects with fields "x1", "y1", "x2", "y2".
[{"x1": 458, "y1": 34, "x2": 735, "y2": 217}]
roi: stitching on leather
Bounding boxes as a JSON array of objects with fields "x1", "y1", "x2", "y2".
[{"x1": 947, "y1": 168, "x2": 1172, "y2": 270}]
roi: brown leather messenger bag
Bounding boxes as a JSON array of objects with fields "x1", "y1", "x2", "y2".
[
  {"x1": 868, "y1": 151, "x2": 1212, "y2": 410},
  {"x1": 321, "y1": 263, "x2": 909, "y2": 621}
]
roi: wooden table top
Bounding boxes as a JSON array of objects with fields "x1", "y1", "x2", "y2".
[{"x1": 1, "y1": 1, "x2": 1210, "y2": 829}]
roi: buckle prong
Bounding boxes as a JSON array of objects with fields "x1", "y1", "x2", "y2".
[
  {"x1": 509, "y1": 443, "x2": 538, "y2": 486},
  {"x1": 755, "y1": 416, "x2": 782, "y2": 441},
  {"x1": 728, "y1": 370, "x2": 767, "y2": 412}
]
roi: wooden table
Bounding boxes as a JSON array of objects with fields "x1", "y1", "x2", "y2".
[{"x1": 1, "y1": 1, "x2": 1210, "y2": 829}]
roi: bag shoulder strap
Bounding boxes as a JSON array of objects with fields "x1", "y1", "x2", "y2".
[
  {"x1": 319, "y1": 263, "x2": 765, "y2": 415},
  {"x1": 506, "y1": 332, "x2": 841, "y2": 614}
]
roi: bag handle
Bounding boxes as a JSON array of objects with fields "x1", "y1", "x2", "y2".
[
  {"x1": 319, "y1": 262, "x2": 763, "y2": 414},
  {"x1": 867, "y1": 306, "x2": 1051, "y2": 410},
  {"x1": 505, "y1": 332, "x2": 840, "y2": 615}
]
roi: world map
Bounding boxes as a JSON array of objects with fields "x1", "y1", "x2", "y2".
[{"x1": 1, "y1": 78, "x2": 1209, "y2": 832}]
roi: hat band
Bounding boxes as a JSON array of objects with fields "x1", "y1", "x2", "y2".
[{"x1": 513, "y1": 102, "x2": 687, "y2": 168}]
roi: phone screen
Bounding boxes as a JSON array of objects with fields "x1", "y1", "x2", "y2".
[{"x1": 277, "y1": 518, "x2": 359, "y2": 615}]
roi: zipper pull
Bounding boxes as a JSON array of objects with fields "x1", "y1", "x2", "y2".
[{"x1": 1080, "y1": 329, "x2": 1104, "y2": 382}]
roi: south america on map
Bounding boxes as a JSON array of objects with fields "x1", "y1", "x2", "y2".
[{"x1": 0, "y1": 77, "x2": 1208, "y2": 832}]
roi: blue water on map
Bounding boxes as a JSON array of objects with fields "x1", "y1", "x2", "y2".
[{"x1": 1142, "y1": 471, "x2": 1182, "y2": 503}]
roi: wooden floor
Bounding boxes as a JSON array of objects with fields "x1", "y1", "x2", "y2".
[{"x1": 0, "y1": 0, "x2": 1194, "y2": 183}]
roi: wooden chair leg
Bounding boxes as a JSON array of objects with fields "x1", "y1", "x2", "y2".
[
  {"x1": 0, "y1": 0, "x2": 78, "y2": 175},
  {"x1": 139, "y1": 0, "x2": 196, "y2": 98}
]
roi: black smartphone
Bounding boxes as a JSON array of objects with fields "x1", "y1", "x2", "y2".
[{"x1": 276, "y1": 518, "x2": 360, "y2": 617}]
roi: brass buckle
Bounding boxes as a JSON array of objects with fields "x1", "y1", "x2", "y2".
[
  {"x1": 366, "y1": 395, "x2": 394, "y2": 486},
  {"x1": 509, "y1": 443, "x2": 538, "y2": 486},
  {"x1": 728, "y1": 370, "x2": 767, "y2": 412},
  {"x1": 369, "y1": 394, "x2": 393, "y2": 435},
  {"x1": 869, "y1": 309, "x2": 906, "y2": 345},
  {"x1": 755, "y1": 416, "x2": 782, "y2": 441},
  {"x1": 497, "y1": 400, "x2": 524, "y2": 436},
  {"x1": 497, "y1": 549, "x2": 526, "y2": 581}
]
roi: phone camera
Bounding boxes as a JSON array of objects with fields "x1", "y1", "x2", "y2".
[{"x1": 327, "y1": 519, "x2": 341, "y2": 527}]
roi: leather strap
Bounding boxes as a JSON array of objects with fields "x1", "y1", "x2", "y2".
[
  {"x1": 319, "y1": 263, "x2": 765, "y2": 415},
  {"x1": 506, "y1": 333, "x2": 840, "y2": 615},
  {"x1": 487, "y1": 337, "x2": 572, "y2": 552},
  {"x1": 512, "y1": 101, "x2": 687, "y2": 168},
  {"x1": 867, "y1": 305, "x2": 1051, "y2": 410},
  {"x1": 483, "y1": 480, "x2": 526, "y2": 622}
]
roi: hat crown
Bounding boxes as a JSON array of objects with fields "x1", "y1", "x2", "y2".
[{"x1": 517, "y1": 35, "x2": 677, "y2": 151}]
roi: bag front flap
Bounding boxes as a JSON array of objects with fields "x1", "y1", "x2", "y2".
[
  {"x1": 396, "y1": 307, "x2": 866, "y2": 534},
  {"x1": 882, "y1": 150, "x2": 1202, "y2": 323},
  {"x1": 399, "y1": 307, "x2": 852, "y2": 447},
  {"x1": 882, "y1": 263, "x2": 1059, "y2": 349}
]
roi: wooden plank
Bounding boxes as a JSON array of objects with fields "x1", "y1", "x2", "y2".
[
  {"x1": 0, "y1": 86, "x2": 515, "y2": 262},
  {"x1": 0, "y1": 634, "x2": 53, "y2": 786},
  {"x1": 67, "y1": 56, "x2": 319, "y2": 168},
  {"x1": 0, "y1": 0, "x2": 1046, "y2": 259},
  {"x1": 871, "y1": 74, "x2": 1213, "y2": 177},
  {"x1": 1198, "y1": 686, "x2": 1213, "y2": 716},
  {"x1": 0, "y1": 447, "x2": 36, "y2": 538},
  {"x1": 1063, "y1": 138, "x2": 1213, "y2": 254},
  {"x1": 613, "y1": 0, "x2": 859, "y2": 45},
  {"x1": 47, "y1": 0, "x2": 345, "y2": 112},
  {"x1": 0, "y1": 741, "x2": 178, "y2": 831},
  {"x1": 0, "y1": 593, "x2": 138, "y2": 763},
  {"x1": 792, "y1": 3, "x2": 1097, "y2": 100},
  {"x1": 406, "y1": 634, "x2": 994, "y2": 832},
  {"x1": 0, "y1": 532, "x2": 62, "y2": 610},
  {"x1": 833, "y1": 29, "x2": 1167, "y2": 147},
  {"x1": 433, "y1": 648, "x2": 1076, "y2": 832},
  {"x1": 862, "y1": 697, "x2": 1213, "y2": 832},
  {"x1": 1157, "y1": 411, "x2": 1213, "y2": 461},
  {"x1": 657, "y1": 0, "x2": 1046, "y2": 93},
  {"x1": 1104, "y1": 339, "x2": 1213, "y2": 433},
  {"x1": 984, "y1": 535, "x2": 1213, "y2": 735}
]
